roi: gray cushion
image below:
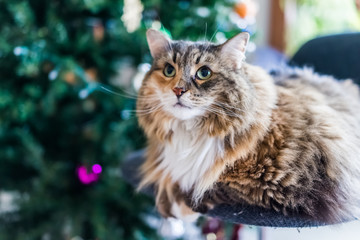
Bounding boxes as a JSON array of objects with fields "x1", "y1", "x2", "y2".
[{"x1": 122, "y1": 150, "x2": 343, "y2": 227}]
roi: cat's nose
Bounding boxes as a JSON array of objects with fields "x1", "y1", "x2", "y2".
[{"x1": 172, "y1": 87, "x2": 188, "y2": 98}]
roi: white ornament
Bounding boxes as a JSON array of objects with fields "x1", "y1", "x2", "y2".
[{"x1": 121, "y1": 0, "x2": 144, "y2": 33}]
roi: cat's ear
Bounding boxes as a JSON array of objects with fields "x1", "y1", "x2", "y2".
[
  {"x1": 146, "y1": 29, "x2": 171, "y2": 59},
  {"x1": 220, "y1": 32, "x2": 249, "y2": 67}
]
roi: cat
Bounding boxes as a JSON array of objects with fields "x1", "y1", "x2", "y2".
[{"x1": 136, "y1": 29, "x2": 360, "y2": 224}]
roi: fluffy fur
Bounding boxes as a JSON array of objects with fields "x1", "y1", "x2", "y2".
[{"x1": 136, "y1": 29, "x2": 360, "y2": 224}]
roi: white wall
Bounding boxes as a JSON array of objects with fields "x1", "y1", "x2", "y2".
[{"x1": 254, "y1": 0, "x2": 271, "y2": 46}]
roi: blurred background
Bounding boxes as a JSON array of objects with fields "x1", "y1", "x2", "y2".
[{"x1": 0, "y1": 0, "x2": 359, "y2": 239}]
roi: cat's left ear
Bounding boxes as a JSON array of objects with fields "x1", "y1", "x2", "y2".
[
  {"x1": 146, "y1": 29, "x2": 171, "y2": 59},
  {"x1": 220, "y1": 32, "x2": 250, "y2": 68}
]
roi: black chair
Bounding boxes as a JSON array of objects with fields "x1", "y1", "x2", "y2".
[
  {"x1": 290, "y1": 32, "x2": 360, "y2": 85},
  {"x1": 122, "y1": 33, "x2": 360, "y2": 227}
]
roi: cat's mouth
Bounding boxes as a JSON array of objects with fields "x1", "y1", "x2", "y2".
[{"x1": 173, "y1": 101, "x2": 191, "y2": 109}]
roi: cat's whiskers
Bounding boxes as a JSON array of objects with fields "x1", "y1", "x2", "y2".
[
  {"x1": 98, "y1": 84, "x2": 140, "y2": 99},
  {"x1": 137, "y1": 95, "x2": 169, "y2": 101},
  {"x1": 203, "y1": 22, "x2": 208, "y2": 42},
  {"x1": 98, "y1": 84, "x2": 168, "y2": 102},
  {"x1": 211, "y1": 100, "x2": 247, "y2": 112},
  {"x1": 201, "y1": 25, "x2": 220, "y2": 53},
  {"x1": 132, "y1": 107, "x2": 163, "y2": 117},
  {"x1": 130, "y1": 106, "x2": 161, "y2": 113},
  {"x1": 209, "y1": 25, "x2": 219, "y2": 43},
  {"x1": 200, "y1": 105, "x2": 244, "y2": 119},
  {"x1": 195, "y1": 100, "x2": 240, "y2": 114},
  {"x1": 211, "y1": 102, "x2": 248, "y2": 117}
]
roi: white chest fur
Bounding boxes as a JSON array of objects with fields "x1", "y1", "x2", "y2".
[{"x1": 157, "y1": 121, "x2": 224, "y2": 192}]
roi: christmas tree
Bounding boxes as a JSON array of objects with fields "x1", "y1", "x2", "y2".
[{"x1": 0, "y1": 0, "x2": 249, "y2": 239}]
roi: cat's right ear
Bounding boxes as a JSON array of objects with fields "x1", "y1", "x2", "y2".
[
  {"x1": 220, "y1": 32, "x2": 249, "y2": 68},
  {"x1": 146, "y1": 29, "x2": 171, "y2": 59}
]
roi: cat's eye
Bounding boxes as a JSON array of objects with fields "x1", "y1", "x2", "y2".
[
  {"x1": 196, "y1": 66, "x2": 212, "y2": 80},
  {"x1": 163, "y1": 64, "x2": 176, "y2": 77}
]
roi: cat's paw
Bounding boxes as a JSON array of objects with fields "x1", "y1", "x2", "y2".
[
  {"x1": 191, "y1": 202, "x2": 215, "y2": 214},
  {"x1": 156, "y1": 193, "x2": 174, "y2": 218},
  {"x1": 170, "y1": 201, "x2": 200, "y2": 222}
]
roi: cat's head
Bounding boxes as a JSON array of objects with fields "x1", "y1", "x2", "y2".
[
  {"x1": 137, "y1": 29, "x2": 277, "y2": 140},
  {"x1": 138, "y1": 29, "x2": 250, "y2": 121}
]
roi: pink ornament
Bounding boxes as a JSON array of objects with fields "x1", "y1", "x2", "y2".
[
  {"x1": 92, "y1": 164, "x2": 102, "y2": 174},
  {"x1": 77, "y1": 164, "x2": 102, "y2": 184}
]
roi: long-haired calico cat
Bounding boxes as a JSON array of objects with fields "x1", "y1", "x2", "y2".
[{"x1": 136, "y1": 29, "x2": 360, "y2": 224}]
